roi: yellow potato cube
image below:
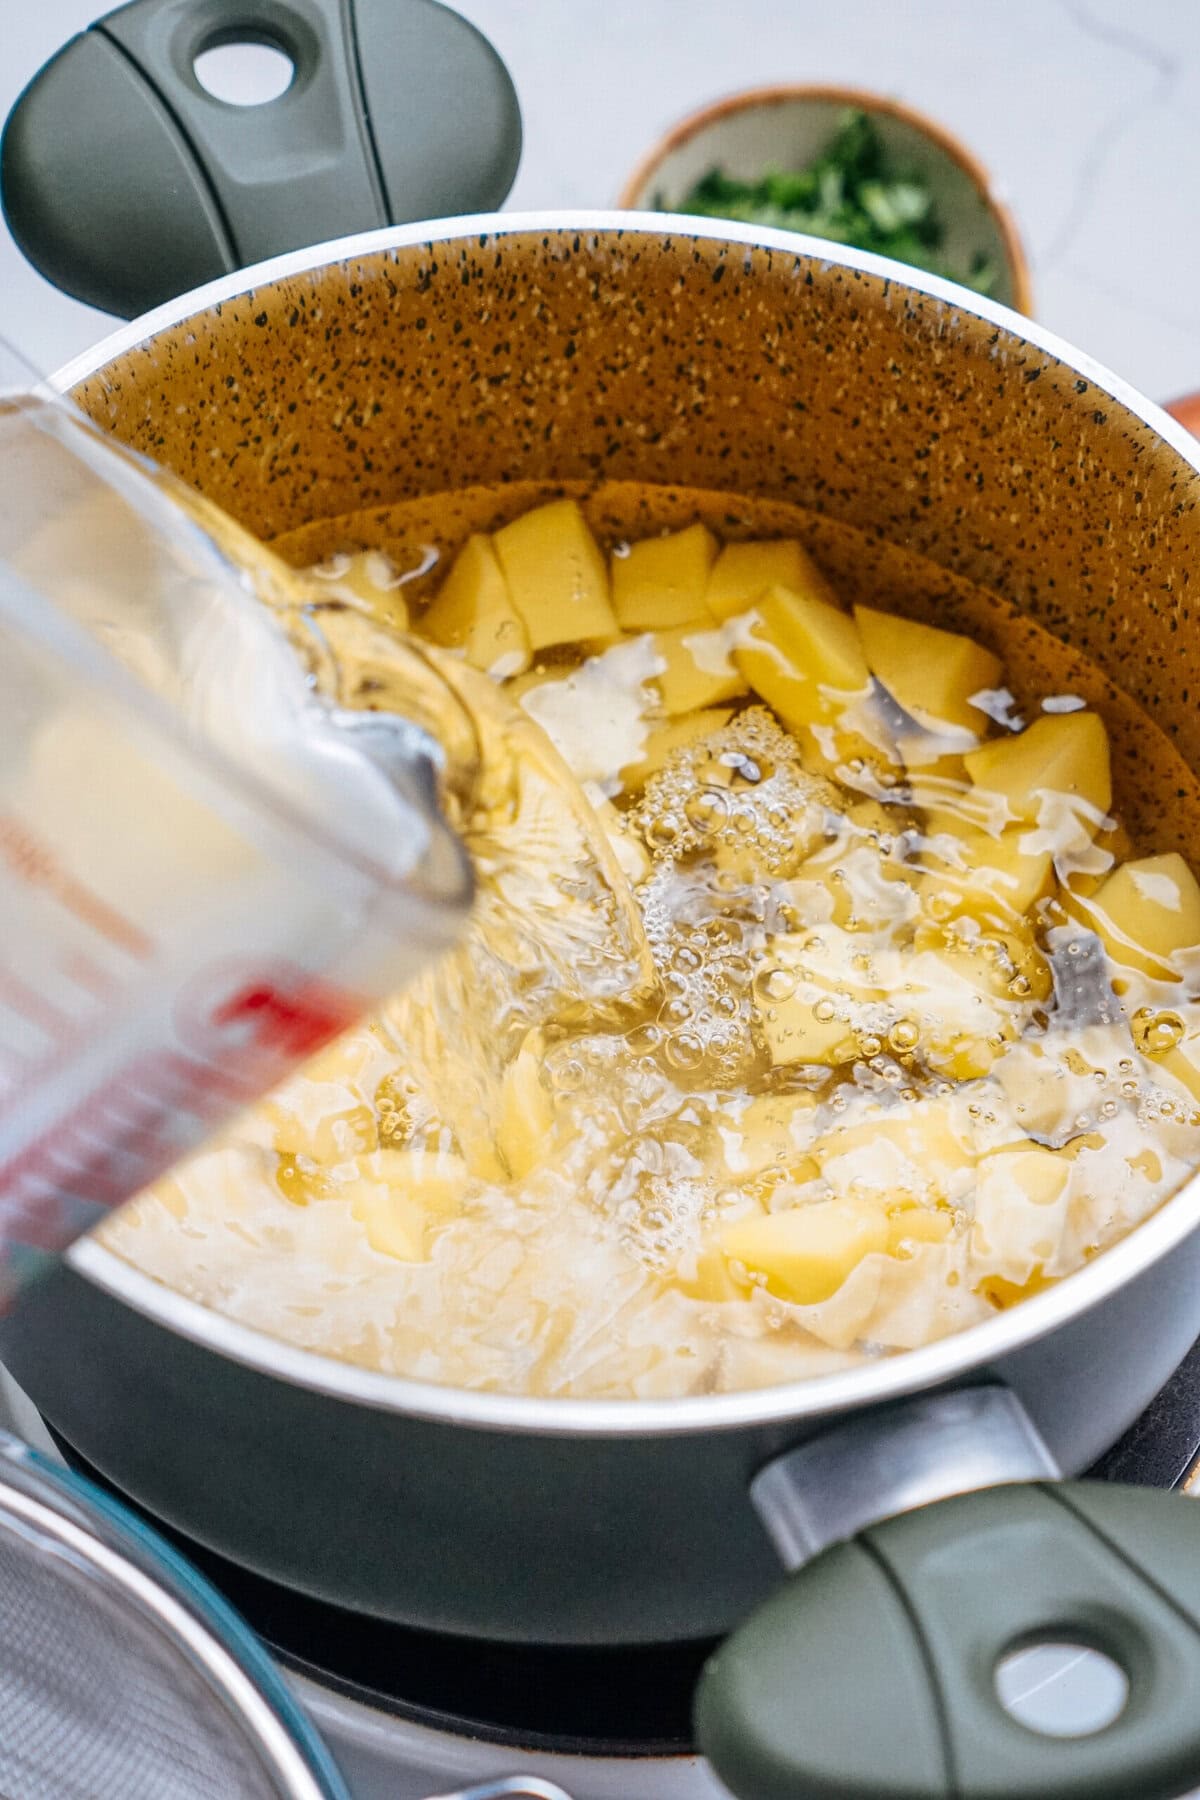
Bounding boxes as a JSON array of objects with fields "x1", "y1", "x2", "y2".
[
  {"x1": 343, "y1": 1147, "x2": 469, "y2": 1260},
  {"x1": 757, "y1": 998, "x2": 861, "y2": 1068},
  {"x1": 354, "y1": 1147, "x2": 469, "y2": 1216},
  {"x1": 886, "y1": 1207, "x2": 956, "y2": 1255},
  {"x1": 753, "y1": 930, "x2": 888, "y2": 1069},
  {"x1": 673, "y1": 1244, "x2": 753, "y2": 1302},
  {"x1": 783, "y1": 848, "x2": 918, "y2": 933},
  {"x1": 903, "y1": 934, "x2": 1043, "y2": 1081},
  {"x1": 813, "y1": 1101, "x2": 976, "y2": 1205},
  {"x1": 617, "y1": 706, "x2": 733, "y2": 791},
  {"x1": 793, "y1": 722, "x2": 904, "y2": 789},
  {"x1": 497, "y1": 1032, "x2": 555, "y2": 1180},
  {"x1": 981, "y1": 1141, "x2": 1069, "y2": 1207},
  {"x1": 721, "y1": 1200, "x2": 890, "y2": 1304},
  {"x1": 1077, "y1": 853, "x2": 1200, "y2": 979},
  {"x1": 421, "y1": 534, "x2": 531, "y2": 677},
  {"x1": 705, "y1": 539, "x2": 839, "y2": 622},
  {"x1": 964, "y1": 712, "x2": 1112, "y2": 825},
  {"x1": 716, "y1": 1092, "x2": 819, "y2": 1175},
  {"x1": 650, "y1": 625, "x2": 747, "y2": 716},
  {"x1": 854, "y1": 606, "x2": 1002, "y2": 735},
  {"x1": 918, "y1": 826, "x2": 1054, "y2": 929},
  {"x1": 612, "y1": 523, "x2": 717, "y2": 629},
  {"x1": 494, "y1": 499, "x2": 618, "y2": 649},
  {"x1": 734, "y1": 586, "x2": 870, "y2": 730},
  {"x1": 971, "y1": 1142, "x2": 1070, "y2": 1284},
  {"x1": 348, "y1": 1183, "x2": 428, "y2": 1261},
  {"x1": 270, "y1": 1101, "x2": 377, "y2": 1164}
]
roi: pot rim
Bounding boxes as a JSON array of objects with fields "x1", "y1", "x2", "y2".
[
  {"x1": 53, "y1": 209, "x2": 1200, "y2": 1439},
  {"x1": 613, "y1": 82, "x2": 1034, "y2": 315}
]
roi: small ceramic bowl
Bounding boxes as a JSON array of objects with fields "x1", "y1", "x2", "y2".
[{"x1": 619, "y1": 84, "x2": 1032, "y2": 315}]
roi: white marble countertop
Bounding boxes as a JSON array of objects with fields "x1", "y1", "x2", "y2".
[{"x1": 1, "y1": 0, "x2": 1197, "y2": 405}]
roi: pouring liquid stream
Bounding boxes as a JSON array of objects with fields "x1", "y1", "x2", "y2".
[{"x1": 0, "y1": 392, "x2": 649, "y2": 1297}]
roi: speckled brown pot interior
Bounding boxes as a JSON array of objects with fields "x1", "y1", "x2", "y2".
[{"x1": 68, "y1": 223, "x2": 1200, "y2": 850}]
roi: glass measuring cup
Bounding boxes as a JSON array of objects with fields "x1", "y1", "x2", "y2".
[{"x1": 0, "y1": 343, "x2": 474, "y2": 1301}]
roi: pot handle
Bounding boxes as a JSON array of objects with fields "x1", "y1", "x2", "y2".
[
  {"x1": 697, "y1": 1428, "x2": 1200, "y2": 1799},
  {"x1": 0, "y1": 0, "x2": 522, "y2": 319}
]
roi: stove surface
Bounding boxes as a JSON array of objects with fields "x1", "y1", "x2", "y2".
[{"x1": 8, "y1": 1341, "x2": 1200, "y2": 1800}]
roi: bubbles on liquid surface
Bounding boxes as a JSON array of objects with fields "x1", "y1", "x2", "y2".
[{"x1": 1133, "y1": 1009, "x2": 1185, "y2": 1056}]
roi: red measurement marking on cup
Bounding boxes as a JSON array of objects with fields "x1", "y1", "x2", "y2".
[{"x1": 0, "y1": 963, "x2": 366, "y2": 1240}]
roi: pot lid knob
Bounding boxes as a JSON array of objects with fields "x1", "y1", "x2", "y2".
[
  {"x1": 697, "y1": 1480, "x2": 1200, "y2": 1800},
  {"x1": 0, "y1": 0, "x2": 522, "y2": 319}
]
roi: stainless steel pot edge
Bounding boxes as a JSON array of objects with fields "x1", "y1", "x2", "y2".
[{"x1": 51, "y1": 209, "x2": 1200, "y2": 1440}]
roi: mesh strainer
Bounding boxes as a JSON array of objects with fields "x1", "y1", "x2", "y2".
[
  {"x1": 0, "y1": 1428, "x2": 348, "y2": 1798},
  {"x1": 0, "y1": 1429, "x2": 576, "y2": 1800}
]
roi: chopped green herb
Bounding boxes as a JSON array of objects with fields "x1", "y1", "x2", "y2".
[{"x1": 664, "y1": 110, "x2": 996, "y2": 296}]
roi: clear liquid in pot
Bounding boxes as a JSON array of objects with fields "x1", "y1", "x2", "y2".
[{"x1": 101, "y1": 481, "x2": 1200, "y2": 1398}]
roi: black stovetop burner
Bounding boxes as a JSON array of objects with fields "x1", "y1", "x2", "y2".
[{"x1": 45, "y1": 1334, "x2": 1200, "y2": 1758}]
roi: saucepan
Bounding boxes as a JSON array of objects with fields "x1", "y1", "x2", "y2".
[
  {"x1": 1, "y1": 215, "x2": 1199, "y2": 1799},
  {"x1": 8, "y1": 15, "x2": 1200, "y2": 1800}
]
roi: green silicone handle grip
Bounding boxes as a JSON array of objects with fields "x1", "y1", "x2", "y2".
[
  {"x1": 697, "y1": 1481, "x2": 1200, "y2": 1800},
  {"x1": 1, "y1": 0, "x2": 521, "y2": 317}
]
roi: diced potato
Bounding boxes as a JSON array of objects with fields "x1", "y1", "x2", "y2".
[
  {"x1": 813, "y1": 1101, "x2": 976, "y2": 1204},
  {"x1": 903, "y1": 934, "x2": 1042, "y2": 1080},
  {"x1": 497, "y1": 1032, "x2": 555, "y2": 1180},
  {"x1": 421, "y1": 534, "x2": 531, "y2": 677},
  {"x1": 783, "y1": 847, "x2": 918, "y2": 933},
  {"x1": 964, "y1": 712, "x2": 1112, "y2": 825},
  {"x1": 494, "y1": 499, "x2": 618, "y2": 649},
  {"x1": 716, "y1": 1092, "x2": 819, "y2": 1175},
  {"x1": 777, "y1": 928, "x2": 899, "y2": 997},
  {"x1": 747, "y1": 1154, "x2": 822, "y2": 1202},
  {"x1": 918, "y1": 826, "x2": 1054, "y2": 928},
  {"x1": 854, "y1": 606, "x2": 1002, "y2": 735},
  {"x1": 843, "y1": 797, "x2": 910, "y2": 839},
  {"x1": 355, "y1": 1147, "x2": 469, "y2": 1216},
  {"x1": 753, "y1": 930, "x2": 889, "y2": 1069},
  {"x1": 650, "y1": 625, "x2": 747, "y2": 716},
  {"x1": 612, "y1": 523, "x2": 717, "y2": 629},
  {"x1": 793, "y1": 722, "x2": 904, "y2": 788},
  {"x1": 673, "y1": 1244, "x2": 752, "y2": 1302},
  {"x1": 734, "y1": 586, "x2": 870, "y2": 730},
  {"x1": 1076, "y1": 853, "x2": 1200, "y2": 979},
  {"x1": 1060, "y1": 819, "x2": 1135, "y2": 900},
  {"x1": 348, "y1": 1183, "x2": 428, "y2": 1261},
  {"x1": 886, "y1": 1207, "x2": 956, "y2": 1255},
  {"x1": 971, "y1": 1142, "x2": 1070, "y2": 1285},
  {"x1": 618, "y1": 706, "x2": 733, "y2": 791},
  {"x1": 990, "y1": 1042, "x2": 1064, "y2": 1137},
  {"x1": 721, "y1": 1200, "x2": 890, "y2": 1304},
  {"x1": 757, "y1": 997, "x2": 861, "y2": 1069},
  {"x1": 344, "y1": 1147, "x2": 469, "y2": 1260},
  {"x1": 705, "y1": 539, "x2": 839, "y2": 622},
  {"x1": 270, "y1": 1101, "x2": 377, "y2": 1164}
]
